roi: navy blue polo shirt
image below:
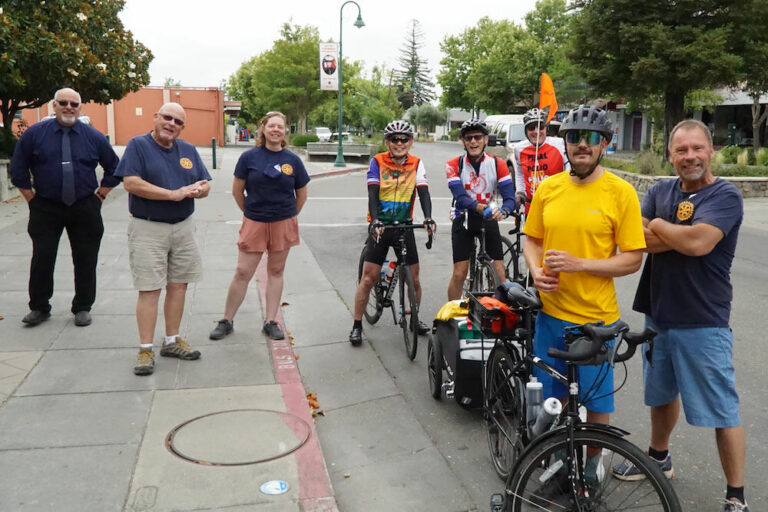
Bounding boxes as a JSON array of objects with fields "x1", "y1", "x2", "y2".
[
  {"x1": 633, "y1": 178, "x2": 743, "y2": 328},
  {"x1": 9, "y1": 117, "x2": 120, "y2": 201},
  {"x1": 115, "y1": 133, "x2": 211, "y2": 222},
  {"x1": 234, "y1": 146, "x2": 310, "y2": 222}
]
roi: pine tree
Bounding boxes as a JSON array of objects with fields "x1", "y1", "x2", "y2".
[{"x1": 395, "y1": 20, "x2": 435, "y2": 110}]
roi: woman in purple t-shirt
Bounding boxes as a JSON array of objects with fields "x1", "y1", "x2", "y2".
[{"x1": 210, "y1": 112, "x2": 309, "y2": 340}]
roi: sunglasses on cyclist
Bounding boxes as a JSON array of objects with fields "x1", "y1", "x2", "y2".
[
  {"x1": 564, "y1": 130, "x2": 603, "y2": 146},
  {"x1": 159, "y1": 113, "x2": 185, "y2": 126},
  {"x1": 463, "y1": 134, "x2": 486, "y2": 142},
  {"x1": 56, "y1": 100, "x2": 80, "y2": 108},
  {"x1": 526, "y1": 124, "x2": 545, "y2": 132},
  {"x1": 388, "y1": 136, "x2": 412, "y2": 144}
]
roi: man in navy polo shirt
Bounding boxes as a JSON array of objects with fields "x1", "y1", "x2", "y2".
[
  {"x1": 611, "y1": 120, "x2": 749, "y2": 511},
  {"x1": 10, "y1": 87, "x2": 120, "y2": 328},
  {"x1": 115, "y1": 102, "x2": 211, "y2": 376}
]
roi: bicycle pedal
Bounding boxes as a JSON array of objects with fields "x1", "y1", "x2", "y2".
[{"x1": 382, "y1": 299, "x2": 392, "y2": 307}]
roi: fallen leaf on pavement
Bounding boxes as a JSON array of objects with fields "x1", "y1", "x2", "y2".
[
  {"x1": 344, "y1": 473, "x2": 350, "y2": 479},
  {"x1": 0, "y1": 316, "x2": 4, "y2": 320},
  {"x1": 294, "y1": 353, "x2": 299, "y2": 360},
  {"x1": 281, "y1": 301, "x2": 290, "y2": 306}
]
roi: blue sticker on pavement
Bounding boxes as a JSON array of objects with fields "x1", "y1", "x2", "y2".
[{"x1": 260, "y1": 480, "x2": 290, "y2": 495}]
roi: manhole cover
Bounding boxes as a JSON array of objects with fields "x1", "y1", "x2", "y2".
[{"x1": 166, "y1": 409, "x2": 311, "y2": 466}]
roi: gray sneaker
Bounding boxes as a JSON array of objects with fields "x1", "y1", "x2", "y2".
[
  {"x1": 723, "y1": 498, "x2": 750, "y2": 511},
  {"x1": 612, "y1": 453, "x2": 674, "y2": 481},
  {"x1": 134, "y1": 350, "x2": 155, "y2": 376},
  {"x1": 262, "y1": 321, "x2": 285, "y2": 340},
  {"x1": 209, "y1": 319, "x2": 234, "y2": 340},
  {"x1": 160, "y1": 338, "x2": 201, "y2": 360}
]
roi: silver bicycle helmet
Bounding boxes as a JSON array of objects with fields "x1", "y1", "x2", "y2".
[
  {"x1": 559, "y1": 105, "x2": 613, "y2": 141},
  {"x1": 460, "y1": 118, "x2": 489, "y2": 137},
  {"x1": 383, "y1": 119, "x2": 413, "y2": 138},
  {"x1": 523, "y1": 108, "x2": 547, "y2": 128}
]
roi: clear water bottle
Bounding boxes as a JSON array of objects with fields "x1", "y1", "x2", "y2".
[
  {"x1": 525, "y1": 376, "x2": 543, "y2": 428},
  {"x1": 531, "y1": 397, "x2": 562, "y2": 437}
]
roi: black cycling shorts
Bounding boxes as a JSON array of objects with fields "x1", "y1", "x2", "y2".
[
  {"x1": 364, "y1": 227, "x2": 419, "y2": 266},
  {"x1": 451, "y1": 214, "x2": 503, "y2": 263}
]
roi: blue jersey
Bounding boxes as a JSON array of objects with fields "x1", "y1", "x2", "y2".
[
  {"x1": 633, "y1": 178, "x2": 742, "y2": 328},
  {"x1": 115, "y1": 133, "x2": 211, "y2": 222},
  {"x1": 233, "y1": 146, "x2": 310, "y2": 222}
]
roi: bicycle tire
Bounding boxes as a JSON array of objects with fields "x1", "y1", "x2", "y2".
[
  {"x1": 427, "y1": 334, "x2": 443, "y2": 399},
  {"x1": 485, "y1": 346, "x2": 526, "y2": 481},
  {"x1": 501, "y1": 235, "x2": 515, "y2": 281},
  {"x1": 476, "y1": 260, "x2": 503, "y2": 293},
  {"x1": 399, "y1": 265, "x2": 419, "y2": 360},
  {"x1": 358, "y1": 244, "x2": 383, "y2": 325},
  {"x1": 506, "y1": 429, "x2": 681, "y2": 511}
]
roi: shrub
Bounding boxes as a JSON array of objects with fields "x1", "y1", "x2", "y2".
[
  {"x1": 290, "y1": 134, "x2": 319, "y2": 147},
  {"x1": 449, "y1": 128, "x2": 459, "y2": 141},
  {"x1": 635, "y1": 150, "x2": 664, "y2": 175},
  {"x1": 711, "y1": 164, "x2": 768, "y2": 177},
  {"x1": 0, "y1": 129, "x2": 17, "y2": 158},
  {"x1": 736, "y1": 148, "x2": 756, "y2": 166},
  {"x1": 717, "y1": 145, "x2": 740, "y2": 164},
  {"x1": 757, "y1": 148, "x2": 768, "y2": 167}
]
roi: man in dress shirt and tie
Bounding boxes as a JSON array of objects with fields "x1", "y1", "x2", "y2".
[{"x1": 10, "y1": 87, "x2": 120, "y2": 327}]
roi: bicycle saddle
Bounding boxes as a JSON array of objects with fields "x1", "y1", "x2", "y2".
[{"x1": 494, "y1": 282, "x2": 542, "y2": 309}]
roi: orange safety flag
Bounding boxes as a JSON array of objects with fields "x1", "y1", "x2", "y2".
[{"x1": 539, "y1": 73, "x2": 558, "y2": 125}]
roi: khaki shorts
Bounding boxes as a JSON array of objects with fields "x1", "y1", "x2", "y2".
[
  {"x1": 237, "y1": 216, "x2": 300, "y2": 253},
  {"x1": 127, "y1": 217, "x2": 202, "y2": 291}
]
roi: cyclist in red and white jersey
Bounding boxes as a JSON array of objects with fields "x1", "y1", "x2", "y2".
[{"x1": 512, "y1": 108, "x2": 569, "y2": 214}]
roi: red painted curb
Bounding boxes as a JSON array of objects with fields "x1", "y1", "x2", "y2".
[
  {"x1": 255, "y1": 259, "x2": 339, "y2": 512},
  {"x1": 309, "y1": 166, "x2": 367, "y2": 179}
]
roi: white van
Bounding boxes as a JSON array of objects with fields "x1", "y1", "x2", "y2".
[{"x1": 484, "y1": 114, "x2": 526, "y2": 164}]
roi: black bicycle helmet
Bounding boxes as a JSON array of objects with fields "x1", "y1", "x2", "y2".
[
  {"x1": 523, "y1": 108, "x2": 547, "y2": 128},
  {"x1": 460, "y1": 118, "x2": 488, "y2": 137},
  {"x1": 383, "y1": 119, "x2": 413, "y2": 138},
  {"x1": 559, "y1": 104, "x2": 613, "y2": 141}
]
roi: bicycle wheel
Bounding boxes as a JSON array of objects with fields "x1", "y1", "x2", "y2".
[
  {"x1": 358, "y1": 244, "x2": 383, "y2": 325},
  {"x1": 506, "y1": 429, "x2": 681, "y2": 511},
  {"x1": 476, "y1": 260, "x2": 503, "y2": 293},
  {"x1": 485, "y1": 346, "x2": 526, "y2": 481},
  {"x1": 501, "y1": 236, "x2": 515, "y2": 281},
  {"x1": 399, "y1": 265, "x2": 419, "y2": 360},
  {"x1": 427, "y1": 334, "x2": 443, "y2": 399}
]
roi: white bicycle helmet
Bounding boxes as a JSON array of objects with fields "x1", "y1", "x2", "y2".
[{"x1": 384, "y1": 120, "x2": 413, "y2": 138}]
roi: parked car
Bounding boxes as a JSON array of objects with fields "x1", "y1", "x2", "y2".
[
  {"x1": 330, "y1": 132, "x2": 353, "y2": 143},
  {"x1": 314, "y1": 126, "x2": 332, "y2": 142}
]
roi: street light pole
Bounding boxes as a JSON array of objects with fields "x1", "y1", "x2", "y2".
[{"x1": 334, "y1": 1, "x2": 365, "y2": 167}]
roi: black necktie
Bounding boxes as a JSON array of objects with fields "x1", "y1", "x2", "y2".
[{"x1": 61, "y1": 127, "x2": 76, "y2": 206}]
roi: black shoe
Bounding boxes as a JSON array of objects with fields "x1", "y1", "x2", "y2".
[
  {"x1": 529, "y1": 465, "x2": 571, "y2": 508},
  {"x1": 417, "y1": 320, "x2": 430, "y2": 335},
  {"x1": 349, "y1": 327, "x2": 362, "y2": 346},
  {"x1": 262, "y1": 321, "x2": 285, "y2": 340},
  {"x1": 22, "y1": 310, "x2": 51, "y2": 326},
  {"x1": 74, "y1": 311, "x2": 92, "y2": 326},
  {"x1": 209, "y1": 319, "x2": 234, "y2": 340}
]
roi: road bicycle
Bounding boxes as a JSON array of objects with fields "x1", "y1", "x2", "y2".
[
  {"x1": 500, "y1": 209, "x2": 528, "y2": 286},
  {"x1": 358, "y1": 223, "x2": 432, "y2": 360},
  {"x1": 467, "y1": 286, "x2": 681, "y2": 511},
  {"x1": 463, "y1": 216, "x2": 503, "y2": 296}
]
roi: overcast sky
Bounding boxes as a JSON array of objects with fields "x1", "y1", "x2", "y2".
[{"x1": 119, "y1": 0, "x2": 540, "y2": 90}]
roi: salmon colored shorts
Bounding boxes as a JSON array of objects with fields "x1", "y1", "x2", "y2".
[{"x1": 237, "y1": 216, "x2": 300, "y2": 253}]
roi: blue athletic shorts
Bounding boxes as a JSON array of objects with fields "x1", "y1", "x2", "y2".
[
  {"x1": 642, "y1": 317, "x2": 741, "y2": 428},
  {"x1": 533, "y1": 311, "x2": 615, "y2": 414}
]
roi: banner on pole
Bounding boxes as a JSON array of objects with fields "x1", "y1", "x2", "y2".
[
  {"x1": 319, "y1": 43, "x2": 339, "y2": 91},
  {"x1": 539, "y1": 73, "x2": 558, "y2": 125}
]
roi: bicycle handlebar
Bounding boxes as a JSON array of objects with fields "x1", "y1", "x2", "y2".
[
  {"x1": 546, "y1": 321, "x2": 657, "y2": 365},
  {"x1": 379, "y1": 223, "x2": 433, "y2": 250}
]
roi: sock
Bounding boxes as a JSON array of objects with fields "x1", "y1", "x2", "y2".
[
  {"x1": 584, "y1": 453, "x2": 603, "y2": 481},
  {"x1": 726, "y1": 485, "x2": 745, "y2": 503},
  {"x1": 139, "y1": 343, "x2": 153, "y2": 351},
  {"x1": 164, "y1": 334, "x2": 179, "y2": 345},
  {"x1": 648, "y1": 447, "x2": 668, "y2": 461},
  {"x1": 353, "y1": 320, "x2": 363, "y2": 330}
]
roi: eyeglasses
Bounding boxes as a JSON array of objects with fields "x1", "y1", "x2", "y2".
[
  {"x1": 56, "y1": 100, "x2": 80, "y2": 108},
  {"x1": 564, "y1": 130, "x2": 603, "y2": 146},
  {"x1": 159, "y1": 113, "x2": 185, "y2": 126},
  {"x1": 463, "y1": 134, "x2": 486, "y2": 142},
  {"x1": 388, "y1": 136, "x2": 411, "y2": 144}
]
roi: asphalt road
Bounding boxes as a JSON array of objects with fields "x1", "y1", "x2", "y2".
[{"x1": 299, "y1": 141, "x2": 767, "y2": 510}]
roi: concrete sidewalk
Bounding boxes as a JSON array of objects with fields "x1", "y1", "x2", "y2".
[{"x1": 0, "y1": 146, "x2": 363, "y2": 512}]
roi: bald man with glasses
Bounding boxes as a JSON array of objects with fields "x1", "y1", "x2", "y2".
[{"x1": 10, "y1": 87, "x2": 120, "y2": 328}]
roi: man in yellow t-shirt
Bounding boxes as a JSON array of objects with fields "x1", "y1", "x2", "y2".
[{"x1": 522, "y1": 105, "x2": 645, "y2": 488}]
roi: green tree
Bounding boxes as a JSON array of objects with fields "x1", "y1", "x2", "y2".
[
  {"x1": 739, "y1": 1, "x2": 768, "y2": 150},
  {"x1": 0, "y1": 0, "x2": 152, "y2": 144},
  {"x1": 164, "y1": 77, "x2": 182, "y2": 87},
  {"x1": 407, "y1": 103, "x2": 448, "y2": 134},
  {"x1": 395, "y1": 20, "x2": 435, "y2": 109},
  {"x1": 228, "y1": 23, "x2": 332, "y2": 133},
  {"x1": 569, "y1": 0, "x2": 746, "y2": 148}
]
